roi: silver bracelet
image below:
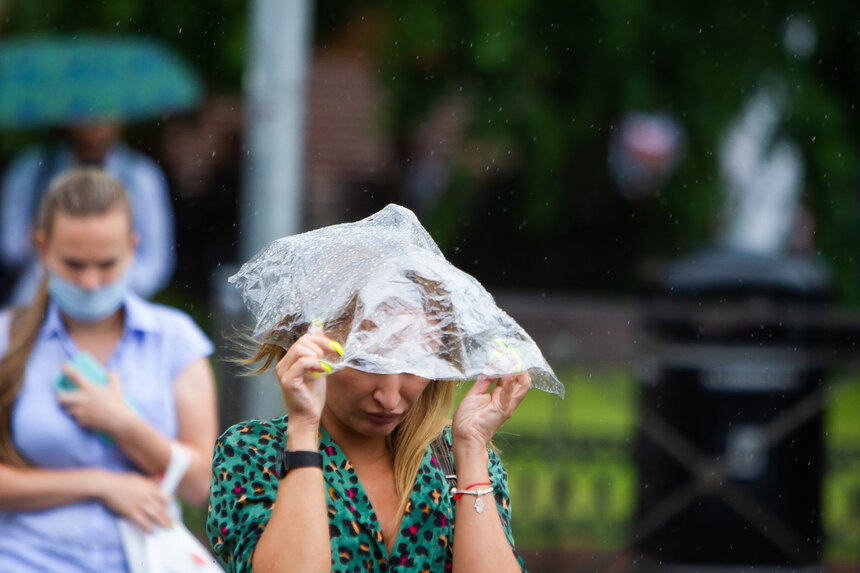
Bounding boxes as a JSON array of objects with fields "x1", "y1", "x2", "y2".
[{"x1": 451, "y1": 486, "x2": 494, "y2": 513}]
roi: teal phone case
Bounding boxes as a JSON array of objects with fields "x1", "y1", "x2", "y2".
[
  {"x1": 56, "y1": 352, "x2": 108, "y2": 392},
  {"x1": 55, "y1": 352, "x2": 116, "y2": 445}
]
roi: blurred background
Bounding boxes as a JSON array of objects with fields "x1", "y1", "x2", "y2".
[{"x1": 1, "y1": 0, "x2": 859, "y2": 571}]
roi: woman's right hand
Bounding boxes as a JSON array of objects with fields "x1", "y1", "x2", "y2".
[
  {"x1": 95, "y1": 471, "x2": 170, "y2": 532},
  {"x1": 274, "y1": 330, "x2": 341, "y2": 431}
]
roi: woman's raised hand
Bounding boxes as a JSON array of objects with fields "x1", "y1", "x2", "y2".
[
  {"x1": 274, "y1": 329, "x2": 341, "y2": 430},
  {"x1": 452, "y1": 371, "x2": 531, "y2": 452}
]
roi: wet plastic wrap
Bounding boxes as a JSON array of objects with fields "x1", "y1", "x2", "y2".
[{"x1": 230, "y1": 204, "x2": 564, "y2": 396}]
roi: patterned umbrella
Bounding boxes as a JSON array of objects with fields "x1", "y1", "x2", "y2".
[{"x1": 0, "y1": 35, "x2": 202, "y2": 128}]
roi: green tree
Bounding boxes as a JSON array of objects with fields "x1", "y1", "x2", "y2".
[
  {"x1": 362, "y1": 0, "x2": 860, "y2": 298},
  {"x1": 5, "y1": 0, "x2": 859, "y2": 298}
]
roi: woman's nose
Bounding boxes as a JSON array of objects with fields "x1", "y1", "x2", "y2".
[
  {"x1": 373, "y1": 375, "x2": 403, "y2": 410},
  {"x1": 78, "y1": 268, "x2": 100, "y2": 290},
  {"x1": 78, "y1": 267, "x2": 103, "y2": 290}
]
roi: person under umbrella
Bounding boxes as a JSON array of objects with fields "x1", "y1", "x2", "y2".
[
  {"x1": 207, "y1": 204, "x2": 563, "y2": 572},
  {"x1": 0, "y1": 35, "x2": 203, "y2": 305},
  {"x1": 0, "y1": 120, "x2": 175, "y2": 304}
]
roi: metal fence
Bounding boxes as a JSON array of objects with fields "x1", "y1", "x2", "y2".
[{"x1": 501, "y1": 378, "x2": 860, "y2": 571}]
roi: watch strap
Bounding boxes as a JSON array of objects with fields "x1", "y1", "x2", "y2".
[{"x1": 277, "y1": 449, "x2": 323, "y2": 479}]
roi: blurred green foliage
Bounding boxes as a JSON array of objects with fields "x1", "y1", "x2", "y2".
[
  {"x1": 0, "y1": 0, "x2": 246, "y2": 159},
  {"x1": 362, "y1": 0, "x2": 860, "y2": 298},
  {"x1": 3, "y1": 0, "x2": 859, "y2": 299},
  {"x1": 1, "y1": 0, "x2": 246, "y2": 90}
]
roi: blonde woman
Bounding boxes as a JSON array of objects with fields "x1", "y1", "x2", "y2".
[{"x1": 207, "y1": 205, "x2": 564, "y2": 572}]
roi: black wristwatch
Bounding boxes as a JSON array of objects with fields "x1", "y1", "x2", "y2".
[{"x1": 276, "y1": 449, "x2": 323, "y2": 479}]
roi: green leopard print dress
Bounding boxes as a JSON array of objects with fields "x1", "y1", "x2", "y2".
[{"x1": 206, "y1": 416, "x2": 526, "y2": 572}]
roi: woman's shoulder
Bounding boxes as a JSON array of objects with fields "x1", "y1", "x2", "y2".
[
  {"x1": 2, "y1": 145, "x2": 49, "y2": 183},
  {"x1": 127, "y1": 294, "x2": 198, "y2": 327},
  {"x1": 125, "y1": 295, "x2": 212, "y2": 343},
  {"x1": 215, "y1": 415, "x2": 288, "y2": 454}
]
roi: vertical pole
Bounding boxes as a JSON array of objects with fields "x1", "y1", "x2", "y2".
[
  {"x1": 243, "y1": 0, "x2": 311, "y2": 260},
  {"x1": 233, "y1": 0, "x2": 313, "y2": 423}
]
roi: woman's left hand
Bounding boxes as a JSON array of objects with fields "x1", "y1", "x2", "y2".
[
  {"x1": 56, "y1": 365, "x2": 135, "y2": 436},
  {"x1": 452, "y1": 371, "x2": 531, "y2": 451}
]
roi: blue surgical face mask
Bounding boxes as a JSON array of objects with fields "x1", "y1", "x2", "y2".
[{"x1": 48, "y1": 272, "x2": 129, "y2": 323}]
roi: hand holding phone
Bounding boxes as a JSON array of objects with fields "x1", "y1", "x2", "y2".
[
  {"x1": 55, "y1": 352, "x2": 129, "y2": 445},
  {"x1": 56, "y1": 352, "x2": 109, "y2": 392}
]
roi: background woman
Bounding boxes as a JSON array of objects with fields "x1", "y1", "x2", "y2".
[
  {"x1": 0, "y1": 168, "x2": 218, "y2": 572},
  {"x1": 207, "y1": 204, "x2": 563, "y2": 572}
]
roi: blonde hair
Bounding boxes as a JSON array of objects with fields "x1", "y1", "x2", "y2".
[
  {"x1": 0, "y1": 168, "x2": 131, "y2": 466},
  {"x1": 387, "y1": 380, "x2": 455, "y2": 517},
  {"x1": 242, "y1": 272, "x2": 462, "y2": 519}
]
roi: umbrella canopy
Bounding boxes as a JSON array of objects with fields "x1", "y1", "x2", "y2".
[{"x1": 0, "y1": 35, "x2": 202, "y2": 128}]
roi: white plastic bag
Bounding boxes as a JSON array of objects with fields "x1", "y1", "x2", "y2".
[
  {"x1": 118, "y1": 443, "x2": 224, "y2": 573},
  {"x1": 229, "y1": 204, "x2": 564, "y2": 396}
]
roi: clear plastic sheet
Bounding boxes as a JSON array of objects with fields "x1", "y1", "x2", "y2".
[{"x1": 229, "y1": 204, "x2": 564, "y2": 396}]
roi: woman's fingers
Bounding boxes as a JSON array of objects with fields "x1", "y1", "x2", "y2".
[
  {"x1": 496, "y1": 371, "x2": 531, "y2": 414},
  {"x1": 465, "y1": 373, "x2": 495, "y2": 397},
  {"x1": 59, "y1": 363, "x2": 92, "y2": 391},
  {"x1": 132, "y1": 486, "x2": 169, "y2": 531},
  {"x1": 275, "y1": 331, "x2": 344, "y2": 421},
  {"x1": 102, "y1": 473, "x2": 171, "y2": 532},
  {"x1": 293, "y1": 355, "x2": 330, "y2": 382},
  {"x1": 280, "y1": 332, "x2": 344, "y2": 383},
  {"x1": 277, "y1": 332, "x2": 342, "y2": 379},
  {"x1": 470, "y1": 370, "x2": 531, "y2": 418},
  {"x1": 55, "y1": 390, "x2": 76, "y2": 407},
  {"x1": 276, "y1": 346, "x2": 332, "y2": 384},
  {"x1": 302, "y1": 332, "x2": 343, "y2": 357},
  {"x1": 133, "y1": 505, "x2": 170, "y2": 532},
  {"x1": 107, "y1": 371, "x2": 123, "y2": 390},
  {"x1": 494, "y1": 373, "x2": 517, "y2": 411},
  {"x1": 143, "y1": 500, "x2": 172, "y2": 529}
]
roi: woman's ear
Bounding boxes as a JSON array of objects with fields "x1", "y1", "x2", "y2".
[
  {"x1": 127, "y1": 232, "x2": 140, "y2": 259},
  {"x1": 34, "y1": 229, "x2": 48, "y2": 261}
]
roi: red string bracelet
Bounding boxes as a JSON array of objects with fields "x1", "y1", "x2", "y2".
[{"x1": 452, "y1": 481, "x2": 492, "y2": 501}]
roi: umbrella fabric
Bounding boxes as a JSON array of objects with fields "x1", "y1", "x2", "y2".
[
  {"x1": 0, "y1": 35, "x2": 201, "y2": 128},
  {"x1": 230, "y1": 204, "x2": 565, "y2": 396}
]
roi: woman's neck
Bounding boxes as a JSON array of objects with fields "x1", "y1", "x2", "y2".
[
  {"x1": 320, "y1": 414, "x2": 391, "y2": 466},
  {"x1": 62, "y1": 310, "x2": 125, "y2": 362}
]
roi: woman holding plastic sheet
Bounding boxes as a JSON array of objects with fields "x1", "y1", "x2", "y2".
[
  {"x1": 206, "y1": 205, "x2": 565, "y2": 572},
  {"x1": 0, "y1": 168, "x2": 218, "y2": 572}
]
